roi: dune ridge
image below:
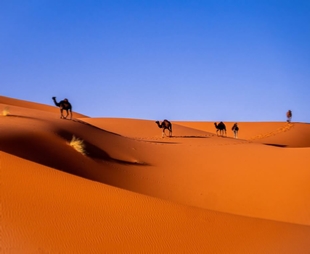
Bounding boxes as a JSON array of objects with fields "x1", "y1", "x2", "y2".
[{"x1": 1, "y1": 96, "x2": 310, "y2": 253}]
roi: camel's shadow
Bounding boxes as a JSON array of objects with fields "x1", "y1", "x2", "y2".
[
  {"x1": 263, "y1": 143, "x2": 287, "y2": 148},
  {"x1": 2, "y1": 114, "x2": 40, "y2": 120},
  {"x1": 170, "y1": 135, "x2": 210, "y2": 139},
  {"x1": 145, "y1": 135, "x2": 210, "y2": 144}
]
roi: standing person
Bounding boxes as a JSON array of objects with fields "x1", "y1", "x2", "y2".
[
  {"x1": 232, "y1": 123, "x2": 239, "y2": 139},
  {"x1": 286, "y1": 110, "x2": 292, "y2": 123}
]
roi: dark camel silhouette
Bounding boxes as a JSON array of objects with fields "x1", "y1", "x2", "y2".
[
  {"x1": 231, "y1": 123, "x2": 239, "y2": 138},
  {"x1": 52, "y1": 97, "x2": 72, "y2": 119},
  {"x1": 286, "y1": 110, "x2": 292, "y2": 123},
  {"x1": 155, "y1": 119, "x2": 172, "y2": 137},
  {"x1": 214, "y1": 122, "x2": 226, "y2": 136}
]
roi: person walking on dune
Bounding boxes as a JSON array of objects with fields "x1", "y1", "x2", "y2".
[
  {"x1": 232, "y1": 123, "x2": 239, "y2": 139},
  {"x1": 286, "y1": 110, "x2": 292, "y2": 123}
]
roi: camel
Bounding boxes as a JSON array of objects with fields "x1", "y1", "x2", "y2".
[
  {"x1": 52, "y1": 97, "x2": 72, "y2": 119},
  {"x1": 214, "y1": 122, "x2": 226, "y2": 136},
  {"x1": 286, "y1": 110, "x2": 292, "y2": 123},
  {"x1": 231, "y1": 123, "x2": 239, "y2": 138},
  {"x1": 155, "y1": 119, "x2": 172, "y2": 137}
]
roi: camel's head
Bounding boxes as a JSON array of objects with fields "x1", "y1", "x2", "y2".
[{"x1": 155, "y1": 121, "x2": 162, "y2": 128}]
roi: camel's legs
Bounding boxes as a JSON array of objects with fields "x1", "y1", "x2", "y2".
[
  {"x1": 64, "y1": 110, "x2": 69, "y2": 119},
  {"x1": 60, "y1": 109, "x2": 68, "y2": 119},
  {"x1": 162, "y1": 128, "x2": 172, "y2": 138},
  {"x1": 60, "y1": 109, "x2": 64, "y2": 119},
  {"x1": 234, "y1": 131, "x2": 238, "y2": 138}
]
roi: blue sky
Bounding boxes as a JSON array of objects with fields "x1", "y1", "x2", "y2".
[{"x1": 1, "y1": 0, "x2": 309, "y2": 122}]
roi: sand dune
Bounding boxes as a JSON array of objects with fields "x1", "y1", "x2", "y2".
[
  {"x1": 1, "y1": 96, "x2": 310, "y2": 253},
  {"x1": 175, "y1": 121, "x2": 310, "y2": 147}
]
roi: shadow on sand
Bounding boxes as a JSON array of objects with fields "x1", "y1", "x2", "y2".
[
  {"x1": 263, "y1": 143, "x2": 287, "y2": 148},
  {"x1": 170, "y1": 135, "x2": 210, "y2": 139}
]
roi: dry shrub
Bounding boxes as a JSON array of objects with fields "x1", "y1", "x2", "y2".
[
  {"x1": 2, "y1": 106, "x2": 9, "y2": 116},
  {"x1": 69, "y1": 135, "x2": 86, "y2": 155}
]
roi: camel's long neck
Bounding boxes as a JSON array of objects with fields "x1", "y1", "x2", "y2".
[
  {"x1": 53, "y1": 98, "x2": 60, "y2": 107},
  {"x1": 157, "y1": 122, "x2": 163, "y2": 128}
]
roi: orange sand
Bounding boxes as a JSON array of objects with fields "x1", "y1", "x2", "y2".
[{"x1": 1, "y1": 95, "x2": 310, "y2": 253}]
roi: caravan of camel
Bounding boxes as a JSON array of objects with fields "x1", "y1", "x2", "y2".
[{"x1": 52, "y1": 96, "x2": 292, "y2": 139}]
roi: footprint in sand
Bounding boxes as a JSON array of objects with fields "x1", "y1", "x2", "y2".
[{"x1": 249, "y1": 123, "x2": 294, "y2": 141}]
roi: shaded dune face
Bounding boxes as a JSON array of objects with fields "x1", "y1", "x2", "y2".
[{"x1": 0, "y1": 116, "x2": 149, "y2": 184}]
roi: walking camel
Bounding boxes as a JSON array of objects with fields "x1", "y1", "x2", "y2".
[
  {"x1": 52, "y1": 97, "x2": 72, "y2": 119},
  {"x1": 214, "y1": 122, "x2": 226, "y2": 136},
  {"x1": 155, "y1": 119, "x2": 172, "y2": 137},
  {"x1": 231, "y1": 123, "x2": 239, "y2": 138}
]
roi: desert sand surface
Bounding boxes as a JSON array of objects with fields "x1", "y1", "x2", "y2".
[{"x1": 1, "y1": 95, "x2": 310, "y2": 253}]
